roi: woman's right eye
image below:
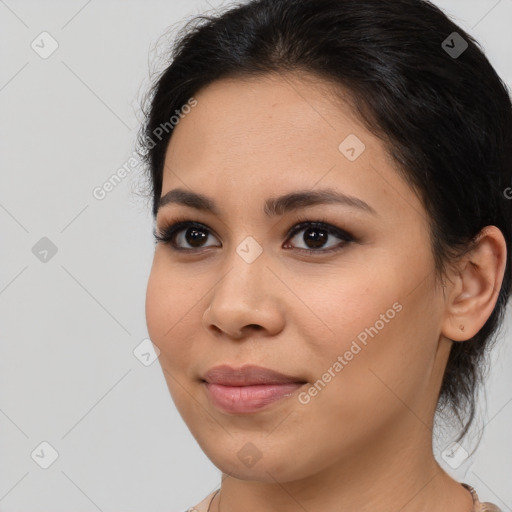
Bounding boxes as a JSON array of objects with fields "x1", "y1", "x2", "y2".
[{"x1": 153, "y1": 221, "x2": 221, "y2": 251}]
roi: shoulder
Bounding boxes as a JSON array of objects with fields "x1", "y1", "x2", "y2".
[{"x1": 183, "y1": 490, "x2": 218, "y2": 512}]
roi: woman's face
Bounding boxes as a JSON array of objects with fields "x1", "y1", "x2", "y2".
[{"x1": 145, "y1": 73, "x2": 451, "y2": 482}]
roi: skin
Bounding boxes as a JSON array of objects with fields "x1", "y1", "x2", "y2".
[{"x1": 145, "y1": 72, "x2": 507, "y2": 512}]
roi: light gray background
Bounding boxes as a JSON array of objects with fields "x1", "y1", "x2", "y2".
[{"x1": 0, "y1": 1, "x2": 511, "y2": 511}]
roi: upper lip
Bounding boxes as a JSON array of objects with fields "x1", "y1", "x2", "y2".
[{"x1": 202, "y1": 364, "x2": 307, "y2": 386}]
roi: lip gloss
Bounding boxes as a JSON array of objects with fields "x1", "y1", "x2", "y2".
[{"x1": 204, "y1": 382, "x2": 304, "y2": 413}]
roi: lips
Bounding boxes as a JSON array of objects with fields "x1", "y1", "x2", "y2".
[
  {"x1": 202, "y1": 364, "x2": 307, "y2": 386},
  {"x1": 201, "y1": 364, "x2": 307, "y2": 414}
]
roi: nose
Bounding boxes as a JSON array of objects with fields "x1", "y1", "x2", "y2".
[{"x1": 202, "y1": 252, "x2": 285, "y2": 340}]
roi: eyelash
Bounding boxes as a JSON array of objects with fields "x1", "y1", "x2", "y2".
[{"x1": 153, "y1": 214, "x2": 355, "y2": 255}]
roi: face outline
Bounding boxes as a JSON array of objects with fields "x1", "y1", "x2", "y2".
[{"x1": 144, "y1": 72, "x2": 453, "y2": 485}]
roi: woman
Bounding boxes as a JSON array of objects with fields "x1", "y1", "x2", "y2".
[{"x1": 139, "y1": 0, "x2": 511, "y2": 510}]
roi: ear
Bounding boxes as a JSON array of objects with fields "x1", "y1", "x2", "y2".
[{"x1": 441, "y1": 226, "x2": 507, "y2": 342}]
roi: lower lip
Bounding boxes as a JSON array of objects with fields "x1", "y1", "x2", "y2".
[{"x1": 203, "y1": 382, "x2": 305, "y2": 413}]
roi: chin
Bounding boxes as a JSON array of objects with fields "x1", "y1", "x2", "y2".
[{"x1": 194, "y1": 433, "x2": 313, "y2": 483}]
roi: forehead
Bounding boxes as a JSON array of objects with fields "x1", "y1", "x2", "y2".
[
  {"x1": 167, "y1": 72, "x2": 362, "y2": 160},
  {"x1": 164, "y1": 73, "x2": 370, "y2": 184},
  {"x1": 160, "y1": 72, "x2": 424, "y2": 226}
]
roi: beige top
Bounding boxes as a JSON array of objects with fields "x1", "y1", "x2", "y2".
[{"x1": 187, "y1": 483, "x2": 502, "y2": 511}]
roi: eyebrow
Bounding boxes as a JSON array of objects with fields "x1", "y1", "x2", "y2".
[{"x1": 158, "y1": 187, "x2": 378, "y2": 217}]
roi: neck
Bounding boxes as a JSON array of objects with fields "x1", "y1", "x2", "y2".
[{"x1": 212, "y1": 418, "x2": 473, "y2": 512}]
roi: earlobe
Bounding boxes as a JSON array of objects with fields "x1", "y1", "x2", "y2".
[{"x1": 441, "y1": 226, "x2": 507, "y2": 342}]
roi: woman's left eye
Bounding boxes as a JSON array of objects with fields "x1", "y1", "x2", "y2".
[{"x1": 153, "y1": 218, "x2": 354, "y2": 254}]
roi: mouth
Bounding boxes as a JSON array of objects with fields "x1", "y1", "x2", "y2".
[
  {"x1": 202, "y1": 363, "x2": 307, "y2": 386},
  {"x1": 202, "y1": 381, "x2": 307, "y2": 413},
  {"x1": 201, "y1": 364, "x2": 308, "y2": 414}
]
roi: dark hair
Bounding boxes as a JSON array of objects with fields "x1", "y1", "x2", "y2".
[{"x1": 138, "y1": 0, "x2": 512, "y2": 442}]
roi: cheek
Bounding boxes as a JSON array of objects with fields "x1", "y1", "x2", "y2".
[
  {"x1": 145, "y1": 257, "x2": 206, "y2": 412},
  {"x1": 286, "y1": 255, "x2": 404, "y2": 351},
  {"x1": 296, "y1": 246, "x2": 439, "y2": 409},
  {"x1": 145, "y1": 255, "x2": 200, "y2": 354},
  {"x1": 145, "y1": 259, "x2": 171, "y2": 344}
]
